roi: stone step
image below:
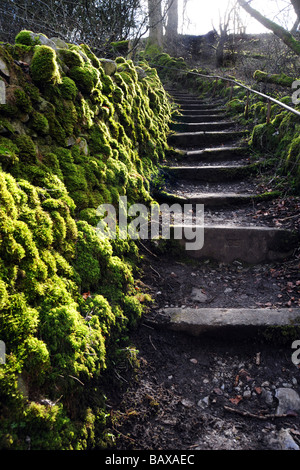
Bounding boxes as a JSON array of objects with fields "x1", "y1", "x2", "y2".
[
  {"x1": 174, "y1": 99, "x2": 221, "y2": 105},
  {"x1": 180, "y1": 108, "x2": 226, "y2": 115},
  {"x1": 171, "y1": 224, "x2": 299, "y2": 264},
  {"x1": 170, "y1": 121, "x2": 236, "y2": 132},
  {"x1": 166, "y1": 164, "x2": 257, "y2": 182},
  {"x1": 157, "y1": 190, "x2": 275, "y2": 208},
  {"x1": 168, "y1": 130, "x2": 247, "y2": 148},
  {"x1": 179, "y1": 103, "x2": 223, "y2": 110},
  {"x1": 174, "y1": 114, "x2": 230, "y2": 123},
  {"x1": 184, "y1": 146, "x2": 248, "y2": 162},
  {"x1": 163, "y1": 307, "x2": 300, "y2": 336}
]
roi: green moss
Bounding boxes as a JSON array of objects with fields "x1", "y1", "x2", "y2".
[
  {"x1": 15, "y1": 135, "x2": 37, "y2": 163},
  {"x1": 227, "y1": 98, "x2": 245, "y2": 114},
  {"x1": 58, "y1": 48, "x2": 84, "y2": 68},
  {"x1": 0, "y1": 37, "x2": 174, "y2": 450},
  {"x1": 59, "y1": 77, "x2": 78, "y2": 100},
  {"x1": 30, "y1": 111, "x2": 49, "y2": 134},
  {"x1": 253, "y1": 70, "x2": 295, "y2": 87},
  {"x1": 69, "y1": 62, "x2": 101, "y2": 95},
  {"x1": 14, "y1": 88, "x2": 33, "y2": 114},
  {"x1": 30, "y1": 46, "x2": 61, "y2": 84},
  {"x1": 15, "y1": 30, "x2": 41, "y2": 46}
]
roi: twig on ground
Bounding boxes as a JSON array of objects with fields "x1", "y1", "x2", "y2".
[{"x1": 224, "y1": 405, "x2": 291, "y2": 420}]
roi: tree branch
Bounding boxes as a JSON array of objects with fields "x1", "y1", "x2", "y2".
[{"x1": 238, "y1": 0, "x2": 300, "y2": 56}]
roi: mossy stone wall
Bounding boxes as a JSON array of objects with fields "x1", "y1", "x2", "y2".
[{"x1": 0, "y1": 31, "x2": 172, "y2": 449}]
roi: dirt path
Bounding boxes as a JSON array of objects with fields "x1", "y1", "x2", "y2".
[{"x1": 105, "y1": 89, "x2": 300, "y2": 452}]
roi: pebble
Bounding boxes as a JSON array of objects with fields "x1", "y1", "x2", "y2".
[
  {"x1": 224, "y1": 288, "x2": 233, "y2": 294},
  {"x1": 198, "y1": 396, "x2": 210, "y2": 408}
]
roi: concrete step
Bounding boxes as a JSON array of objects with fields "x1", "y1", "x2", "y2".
[
  {"x1": 174, "y1": 99, "x2": 222, "y2": 106},
  {"x1": 157, "y1": 190, "x2": 276, "y2": 208},
  {"x1": 162, "y1": 307, "x2": 300, "y2": 336},
  {"x1": 166, "y1": 164, "x2": 257, "y2": 182},
  {"x1": 179, "y1": 103, "x2": 224, "y2": 110},
  {"x1": 168, "y1": 130, "x2": 247, "y2": 148},
  {"x1": 174, "y1": 114, "x2": 230, "y2": 123},
  {"x1": 171, "y1": 224, "x2": 299, "y2": 264},
  {"x1": 184, "y1": 146, "x2": 248, "y2": 162},
  {"x1": 170, "y1": 121, "x2": 236, "y2": 132},
  {"x1": 180, "y1": 108, "x2": 226, "y2": 115}
]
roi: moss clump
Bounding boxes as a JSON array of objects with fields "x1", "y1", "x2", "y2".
[
  {"x1": 69, "y1": 65, "x2": 96, "y2": 94},
  {"x1": 30, "y1": 111, "x2": 49, "y2": 134},
  {"x1": 227, "y1": 98, "x2": 245, "y2": 114},
  {"x1": 15, "y1": 30, "x2": 41, "y2": 46},
  {"x1": 250, "y1": 123, "x2": 278, "y2": 152},
  {"x1": 59, "y1": 77, "x2": 78, "y2": 100},
  {"x1": 30, "y1": 46, "x2": 61, "y2": 84},
  {"x1": 58, "y1": 48, "x2": 84, "y2": 68},
  {"x1": 254, "y1": 70, "x2": 295, "y2": 88},
  {"x1": 15, "y1": 135, "x2": 37, "y2": 163}
]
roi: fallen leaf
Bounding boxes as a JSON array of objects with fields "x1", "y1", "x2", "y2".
[{"x1": 229, "y1": 396, "x2": 242, "y2": 405}]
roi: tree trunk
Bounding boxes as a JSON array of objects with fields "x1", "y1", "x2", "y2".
[
  {"x1": 148, "y1": 0, "x2": 164, "y2": 49},
  {"x1": 165, "y1": 0, "x2": 178, "y2": 43},
  {"x1": 238, "y1": 0, "x2": 300, "y2": 56}
]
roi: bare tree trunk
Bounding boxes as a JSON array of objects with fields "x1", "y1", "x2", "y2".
[
  {"x1": 238, "y1": 0, "x2": 300, "y2": 56},
  {"x1": 291, "y1": 0, "x2": 300, "y2": 32},
  {"x1": 165, "y1": 0, "x2": 178, "y2": 41},
  {"x1": 148, "y1": 0, "x2": 164, "y2": 49}
]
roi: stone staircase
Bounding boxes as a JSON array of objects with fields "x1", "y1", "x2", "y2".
[{"x1": 156, "y1": 87, "x2": 300, "y2": 334}]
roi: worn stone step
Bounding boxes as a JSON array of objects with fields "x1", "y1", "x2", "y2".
[
  {"x1": 157, "y1": 190, "x2": 275, "y2": 208},
  {"x1": 168, "y1": 130, "x2": 247, "y2": 148},
  {"x1": 163, "y1": 307, "x2": 300, "y2": 336},
  {"x1": 170, "y1": 121, "x2": 236, "y2": 132},
  {"x1": 166, "y1": 164, "x2": 257, "y2": 182},
  {"x1": 174, "y1": 99, "x2": 222, "y2": 106},
  {"x1": 184, "y1": 146, "x2": 248, "y2": 162},
  {"x1": 174, "y1": 114, "x2": 230, "y2": 123},
  {"x1": 180, "y1": 108, "x2": 226, "y2": 115},
  {"x1": 179, "y1": 103, "x2": 223, "y2": 110},
  {"x1": 171, "y1": 224, "x2": 298, "y2": 264}
]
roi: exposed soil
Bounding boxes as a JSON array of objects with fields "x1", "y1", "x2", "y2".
[{"x1": 104, "y1": 195, "x2": 300, "y2": 452}]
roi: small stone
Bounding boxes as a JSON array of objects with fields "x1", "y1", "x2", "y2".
[
  {"x1": 0, "y1": 58, "x2": 10, "y2": 78},
  {"x1": 267, "y1": 429, "x2": 299, "y2": 450},
  {"x1": 191, "y1": 288, "x2": 208, "y2": 303},
  {"x1": 100, "y1": 59, "x2": 117, "y2": 76},
  {"x1": 275, "y1": 388, "x2": 300, "y2": 415},
  {"x1": 50, "y1": 37, "x2": 68, "y2": 49},
  {"x1": 190, "y1": 358, "x2": 198, "y2": 364},
  {"x1": 198, "y1": 396, "x2": 210, "y2": 408},
  {"x1": 224, "y1": 288, "x2": 233, "y2": 294},
  {"x1": 243, "y1": 390, "x2": 252, "y2": 399},
  {"x1": 181, "y1": 399, "x2": 194, "y2": 408}
]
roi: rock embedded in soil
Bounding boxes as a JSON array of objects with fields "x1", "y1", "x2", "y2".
[{"x1": 275, "y1": 388, "x2": 300, "y2": 415}]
